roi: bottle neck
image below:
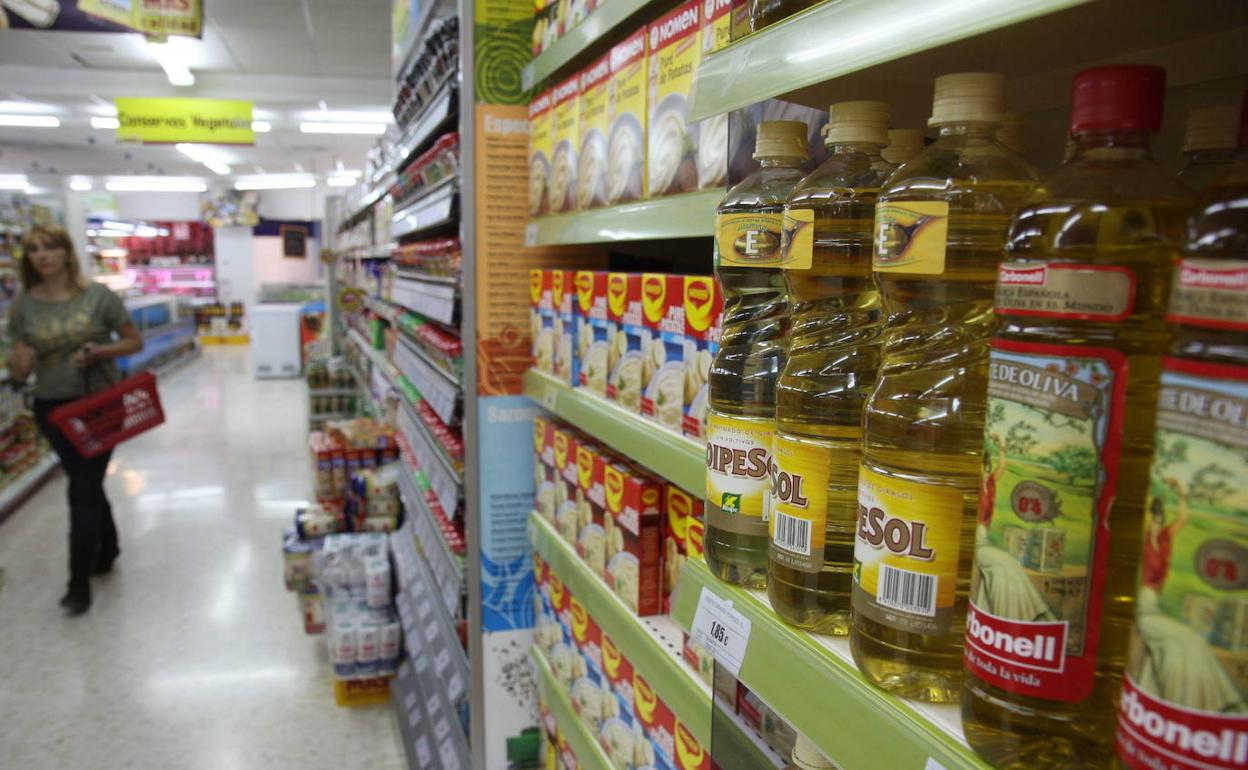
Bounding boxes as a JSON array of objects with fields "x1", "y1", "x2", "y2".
[
  {"x1": 758, "y1": 156, "x2": 805, "y2": 168},
  {"x1": 1070, "y1": 129, "x2": 1154, "y2": 162},
  {"x1": 827, "y1": 141, "x2": 886, "y2": 158},
  {"x1": 934, "y1": 121, "x2": 1001, "y2": 139}
]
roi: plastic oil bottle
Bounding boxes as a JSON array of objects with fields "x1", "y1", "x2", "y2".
[
  {"x1": 882, "y1": 129, "x2": 925, "y2": 166},
  {"x1": 768, "y1": 102, "x2": 892, "y2": 634},
  {"x1": 961, "y1": 65, "x2": 1191, "y2": 769},
  {"x1": 1176, "y1": 104, "x2": 1242, "y2": 192},
  {"x1": 851, "y1": 72, "x2": 1040, "y2": 702},
  {"x1": 1114, "y1": 94, "x2": 1248, "y2": 770},
  {"x1": 748, "y1": 0, "x2": 819, "y2": 32},
  {"x1": 705, "y1": 120, "x2": 810, "y2": 589}
]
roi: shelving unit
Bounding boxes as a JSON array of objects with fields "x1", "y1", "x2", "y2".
[
  {"x1": 533, "y1": 647, "x2": 615, "y2": 770},
  {"x1": 391, "y1": 177, "x2": 458, "y2": 239},
  {"x1": 525, "y1": 190, "x2": 720, "y2": 246},
  {"x1": 0, "y1": 453, "x2": 58, "y2": 525}
]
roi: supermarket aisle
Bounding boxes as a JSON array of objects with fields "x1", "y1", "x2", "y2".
[{"x1": 0, "y1": 348, "x2": 404, "y2": 769}]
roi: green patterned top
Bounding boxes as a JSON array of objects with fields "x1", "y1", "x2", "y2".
[{"x1": 10, "y1": 283, "x2": 131, "y2": 400}]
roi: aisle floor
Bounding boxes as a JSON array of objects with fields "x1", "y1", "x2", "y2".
[{"x1": 0, "y1": 349, "x2": 404, "y2": 769}]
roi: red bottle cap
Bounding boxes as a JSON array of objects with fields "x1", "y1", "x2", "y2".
[{"x1": 1069, "y1": 65, "x2": 1165, "y2": 134}]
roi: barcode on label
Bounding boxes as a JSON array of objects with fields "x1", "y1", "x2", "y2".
[
  {"x1": 877, "y1": 564, "x2": 937, "y2": 617},
  {"x1": 773, "y1": 510, "x2": 811, "y2": 555}
]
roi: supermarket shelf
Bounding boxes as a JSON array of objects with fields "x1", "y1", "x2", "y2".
[
  {"x1": 346, "y1": 327, "x2": 401, "y2": 385},
  {"x1": 523, "y1": 369, "x2": 703, "y2": 494},
  {"x1": 525, "y1": 190, "x2": 720, "y2": 246},
  {"x1": 530, "y1": 511, "x2": 712, "y2": 746},
  {"x1": 688, "y1": 0, "x2": 1086, "y2": 120},
  {"x1": 391, "y1": 176, "x2": 458, "y2": 239},
  {"x1": 397, "y1": 433, "x2": 465, "y2": 612},
  {"x1": 394, "y1": 338, "x2": 461, "y2": 427},
  {"x1": 670, "y1": 557, "x2": 992, "y2": 770},
  {"x1": 522, "y1": 0, "x2": 657, "y2": 90},
  {"x1": 0, "y1": 453, "x2": 58, "y2": 522},
  {"x1": 393, "y1": 525, "x2": 470, "y2": 702},
  {"x1": 393, "y1": 80, "x2": 457, "y2": 172},
  {"x1": 533, "y1": 647, "x2": 614, "y2": 770},
  {"x1": 711, "y1": 695, "x2": 787, "y2": 770},
  {"x1": 391, "y1": 275, "x2": 459, "y2": 326},
  {"x1": 341, "y1": 173, "x2": 395, "y2": 229},
  {"x1": 397, "y1": 397, "x2": 461, "y2": 518}
]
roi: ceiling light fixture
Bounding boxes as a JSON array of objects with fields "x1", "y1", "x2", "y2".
[
  {"x1": 149, "y1": 41, "x2": 195, "y2": 87},
  {"x1": 251, "y1": 120, "x2": 272, "y2": 133},
  {"x1": 300, "y1": 121, "x2": 387, "y2": 135},
  {"x1": 0, "y1": 114, "x2": 60, "y2": 128},
  {"x1": 69, "y1": 178, "x2": 93, "y2": 191},
  {"x1": 105, "y1": 178, "x2": 208, "y2": 193},
  {"x1": 0, "y1": 175, "x2": 30, "y2": 191},
  {"x1": 234, "y1": 176, "x2": 317, "y2": 191},
  {"x1": 91, "y1": 116, "x2": 120, "y2": 130},
  {"x1": 326, "y1": 177, "x2": 355, "y2": 187}
]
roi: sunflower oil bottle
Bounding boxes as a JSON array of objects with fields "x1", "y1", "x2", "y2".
[
  {"x1": 705, "y1": 120, "x2": 810, "y2": 589},
  {"x1": 851, "y1": 72, "x2": 1040, "y2": 702},
  {"x1": 882, "y1": 129, "x2": 925, "y2": 166},
  {"x1": 1176, "y1": 104, "x2": 1242, "y2": 192},
  {"x1": 961, "y1": 65, "x2": 1191, "y2": 769},
  {"x1": 1114, "y1": 95, "x2": 1248, "y2": 770},
  {"x1": 768, "y1": 102, "x2": 891, "y2": 634}
]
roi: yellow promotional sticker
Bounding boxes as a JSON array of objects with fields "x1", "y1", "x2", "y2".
[
  {"x1": 853, "y1": 464, "x2": 964, "y2": 635},
  {"x1": 715, "y1": 212, "x2": 785, "y2": 268},
  {"x1": 705, "y1": 410, "x2": 773, "y2": 525},
  {"x1": 779, "y1": 208, "x2": 814, "y2": 270},
  {"x1": 769, "y1": 433, "x2": 829, "y2": 573},
  {"x1": 873, "y1": 201, "x2": 950, "y2": 275}
]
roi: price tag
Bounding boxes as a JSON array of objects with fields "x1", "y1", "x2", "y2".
[
  {"x1": 447, "y1": 672, "x2": 464, "y2": 702},
  {"x1": 435, "y1": 716, "x2": 451, "y2": 742},
  {"x1": 415, "y1": 737, "x2": 432, "y2": 768},
  {"x1": 435, "y1": 646, "x2": 452, "y2": 674},
  {"x1": 924, "y1": 760, "x2": 948, "y2": 770},
  {"x1": 440, "y1": 740, "x2": 461, "y2": 770},
  {"x1": 524, "y1": 222, "x2": 538, "y2": 247},
  {"x1": 418, "y1": 598, "x2": 433, "y2": 620},
  {"x1": 408, "y1": 705, "x2": 422, "y2": 728},
  {"x1": 425, "y1": 621, "x2": 439, "y2": 644},
  {"x1": 689, "y1": 588, "x2": 752, "y2": 676}
]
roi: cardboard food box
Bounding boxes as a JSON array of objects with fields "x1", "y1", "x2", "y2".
[
  {"x1": 663, "y1": 484, "x2": 705, "y2": 613},
  {"x1": 576, "y1": 270, "x2": 611, "y2": 396},
  {"x1": 647, "y1": 1, "x2": 702, "y2": 198},
  {"x1": 696, "y1": 0, "x2": 733, "y2": 190},
  {"x1": 531, "y1": 268, "x2": 557, "y2": 374},
  {"x1": 569, "y1": 595, "x2": 607, "y2": 733},
  {"x1": 599, "y1": 635, "x2": 650, "y2": 769},
  {"x1": 606, "y1": 273, "x2": 649, "y2": 413},
  {"x1": 578, "y1": 55, "x2": 612, "y2": 210},
  {"x1": 603, "y1": 462, "x2": 664, "y2": 616},
  {"x1": 551, "y1": 74, "x2": 581, "y2": 214},
  {"x1": 534, "y1": 414, "x2": 559, "y2": 522},
  {"x1": 575, "y1": 441, "x2": 608, "y2": 578},
  {"x1": 640, "y1": 273, "x2": 687, "y2": 433},
  {"x1": 529, "y1": 90, "x2": 555, "y2": 216},
  {"x1": 681, "y1": 275, "x2": 723, "y2": 440},
  {"x1": 553, "y1": 423, "x2": 582, "y2": 543},
  {"x1": 607, "y1": 29, "x2": 647, "y2": 205},
  {"x1": 634, "y1": 671, "x2": 712, "y2": 770},
  {"x1": 553, "y1": 269, "x2": 578, "y2": 386},
  {"x1": 681, "y1": 634, "x2": 714, "y2": 686}
]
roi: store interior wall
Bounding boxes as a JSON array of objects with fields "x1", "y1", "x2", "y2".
[
  {"x1": 214, "y1": 226, "x2": 255, "y2": 308},
  {"x1": 251, "y1": 231, "x2": 323, "y2": 289}
]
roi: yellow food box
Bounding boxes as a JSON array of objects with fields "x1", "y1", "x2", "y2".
[
  {"x1": 696, "y1": 0, "x2": 734, "y2": 190},
  {"x1": 550, "y1": 74, "x2": 580, "y2": 214},
  {"x1": 577, "y1": 54, "x2": 612, "y2": 210},
  {"x1": 647, "y1": 0, "x2": 702, "y2": 198},
  {"x1": 607, "y1": 28, "x2": 647, "y2": 205},
  {"x1": 528, "y1": 89, "x2": 555, "y2": 217}
]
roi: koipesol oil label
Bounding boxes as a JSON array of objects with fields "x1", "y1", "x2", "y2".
[
  {"x1": 964, "y1": 339, "x2": 1128, "y2": 703},
  {"x1": 704, "y1": 410, "x2": 773, "y2": 531},
  {"x1": 1115, "y1": 357, "x2": 1248, "y2": 770}
]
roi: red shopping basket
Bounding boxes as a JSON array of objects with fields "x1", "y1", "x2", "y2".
[{"x1": 48, "y1": 371, "x2": 166, "y2": 459}]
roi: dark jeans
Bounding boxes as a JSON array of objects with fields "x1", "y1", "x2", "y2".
[{"x1": 33, "y1": 398, "x2": 115, "y2": 541}]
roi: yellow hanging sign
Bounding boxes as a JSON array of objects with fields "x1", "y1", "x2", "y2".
[
  {"x1": 77, "y1": 0, "x2": 204, "y2": 38},
  {"x1": 115, "y1": 98, "x2": 255, "y2": 145}
]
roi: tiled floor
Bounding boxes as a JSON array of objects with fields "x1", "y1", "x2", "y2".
[{"x1": 0, "y1": 348, "x2": 404, "y2": 769}]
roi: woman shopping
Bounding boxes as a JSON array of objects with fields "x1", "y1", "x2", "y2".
[{"x1": 7, "y1": 225, "x2": 143, "y2": 615}]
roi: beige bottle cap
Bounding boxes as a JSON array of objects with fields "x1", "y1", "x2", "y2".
[
  {"x1": 928, "y1": 72, "x2": 1006, "y2": 127},
  {"x1": 791, "y1": 734, "x2": 838, "y2": 770},
  {"x1": 997, "y1": 111, "x2": 1025, "y2": 153},
  {"x1": 754, "y1": 120, "x2": 810, "y2": 159},
  {"x1": 823, "y1": 101, "x2": 890, "y2": 145},
  {"x1": 1183, "y1": 105, "x2": 1239, "y2": 152},
  {"x1": 882, "y1": 128, "x2": 925, "y2": 164}
]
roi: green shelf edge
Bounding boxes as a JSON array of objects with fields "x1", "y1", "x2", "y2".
[
  {"x1": 524, "y1": 369, "x2": 704, "y2": 493},
  {"x1": 528, "y1": 190, "x2": 720, "y2": 245},
  {"x1": 534, "y1": 646, "x2": 615, "y2": 770},
  {"x1": 523, "y1": 0, "x2": 661, "y2": 89},
  {"x1": 688, "y1": 0, "x2": 1088, "y2": 120},
  {"x1": 531, "y1": 511, "x2": 713, "y2": 746},
  {"x1": 671, "y1": 558, "x2": 993, "y2": 770}
]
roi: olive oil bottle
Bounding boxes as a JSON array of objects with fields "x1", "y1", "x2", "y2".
[
  {"x1": 1114, "y1": 92, "x2": 1248, "y2": 770},
  {"x1": 706, "y1": 120, "x2": 810, "y2": 589},
  {"x1": 851, "y1": 73, "x2": 1040, "y2": 702},
  {"x1": 768, "y1": 102, "x2": 892, "y2": 634},
  {"x1": 962, "y1": 65, "x2": 1191, "y2": 769}
]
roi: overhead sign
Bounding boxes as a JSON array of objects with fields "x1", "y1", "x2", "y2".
[
  {"x1": 0, "y1": 0, "x2": 203, "y2": 37},
  {"x1": 115, "y1": 98, "x2": 255, "y2": 145}
]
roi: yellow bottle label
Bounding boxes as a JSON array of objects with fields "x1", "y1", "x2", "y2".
[
  {"x1": 873, "y1": 201, "x2": 950, "y2": 275},
  {"x1": 769, "y1": 433, "x2": 829, "y2": 573},
  {"x1": 853, "y1": 464, "x2": 964, "y2": 635},
  {"x1": 715, "y1": 212, "x2": 785, "y2": 268},
  {"x1": 705, "y1": 411, "x2": 773, "y2": 531},
  {"x1": 779, "y1": 208, "x2": 814, "y2": 270}
]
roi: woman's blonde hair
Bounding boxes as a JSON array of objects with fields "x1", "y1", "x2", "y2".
[{"x1": 20, "y1": 224, "x2": 87, "y2": 292}]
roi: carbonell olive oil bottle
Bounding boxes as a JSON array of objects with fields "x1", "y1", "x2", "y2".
[
  {"x1": 1114, "y1": 93, "x2": 1248, "y2": 770},
  {"x1": 768, "y1": 102, "x2": 892, "y2": 634},
  {"x1": 705, "y1": 120, "x2": 810, "y2": 589},
  {"x1": 851, "y1": 73, "x2": 1039, "y2": 702},
  {"x1": 962, "y1": 65, "x2": 1191, "y2": 769}
]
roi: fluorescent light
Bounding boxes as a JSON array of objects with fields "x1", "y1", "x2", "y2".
[
  {"x1": 327, "y1": 177, "x2": 355, "y2": 187},
  {"x1": 101, "y1": 220, "x2": 135, "y2": 232},
  {"x1": 149, "y1": 41, "x2": 195, "y2": 87},
  {"x1": 91, "y1": 116, "x2": 120, "y2": 130},
  {"x1": 203, "y1": 161, "x2": 231, "y2": 176},
  {"x1": 97, "y1": 229, "x2": 133, "y2": 238},
  {"x1": 0, "y1": 101, "x2": 60, "y2": 115},
  {"x1": 0, "y1": 176, "x2": 29, "y2": 191},
  {"x1": 300, "y1": 121, "x2": 386, "y2": 135},
  {"x1": 0, "y1": 115, "x2": 59, "y2": 128},
  {"x1": 177, "y1": 144, "x2": 232, "y2": 176},
  {"x1": 105, "y1": 178, "x2": 208, "y2": 193},
  {"x1": 300, "y1": 109, "x2": 391, "y2": 123},
  {"x1": 251, "y1": 120, "x2": 271, "y2": 133},
  {"x1": 70, "y1": 178, "x2": 93, "y2": 191},
  {"x1": 293, "y1": 162, "x2": 305, "y2": 173},
  {"x1": 234, "y1": 176, "x2": 317, "y2": 190}
]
